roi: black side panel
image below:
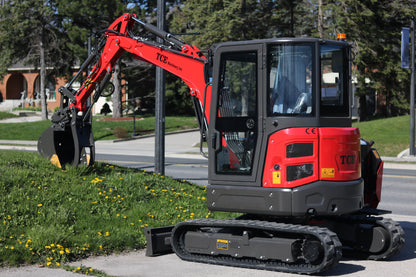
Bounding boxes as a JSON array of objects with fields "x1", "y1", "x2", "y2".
[{"x1": 207, "y1": 179, "x2": 364, "y2": 216}]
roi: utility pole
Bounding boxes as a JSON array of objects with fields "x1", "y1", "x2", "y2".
[
  {"x1": 410, "y1": 17, "x2": 415, "y2": 156},
  {"x1": 155, "y1": 0, "x2": 166, "y2": 174}
]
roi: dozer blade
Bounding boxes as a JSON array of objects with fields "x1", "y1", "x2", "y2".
[{"x1": 37, "y1": 124, "x2": 94, "y2": 168}]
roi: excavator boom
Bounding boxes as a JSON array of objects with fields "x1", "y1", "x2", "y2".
[{"x1": 38, "y1": 13, "x2": 211, "y2": 167}]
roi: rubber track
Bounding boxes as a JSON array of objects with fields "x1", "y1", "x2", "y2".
[
  {"x1": 171, "y1": 218, "x2": 342, "y2": 275},
  {"x1": 330, "y1": 215, "x2": 405, "y2": 260}
]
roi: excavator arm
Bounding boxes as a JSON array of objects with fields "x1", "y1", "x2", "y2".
[{"x1": 37, "y1": 13, "x2": 211, "y2": 167}]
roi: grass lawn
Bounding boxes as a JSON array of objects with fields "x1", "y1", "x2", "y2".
[
  {"x1": 0, "y1": 150, "x2": 236, "y2": 267},
  {"x1": 353, "y1": 115, "x2": 411, "y2": 157},
  {"x1": 0, "y1": 111, "x2": 18, "y2": 120},
  {"x1": 0, "y1": 116, "x2": 198, "y2": 141}
]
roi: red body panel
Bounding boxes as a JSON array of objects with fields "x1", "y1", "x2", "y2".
[
  {"x1": 374, "y1": 161, "x2": 384, "y2": 208},
  {"x1": 319, "y1": 128, "x2": 361, "y2": 181},
  {"x1": 263, "y1": 128, "x2": 319, "y2": 188},
  {"x1": 263, "y1": 127, "x2": 361, "y2": 188}
]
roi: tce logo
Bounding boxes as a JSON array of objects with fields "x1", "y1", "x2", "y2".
[
  {"x1": 156, "y1": 53, "x2": 168, "y2": 64},
  {"x1": 340, "y1": 155, "x2": 356, "y2": 165}
]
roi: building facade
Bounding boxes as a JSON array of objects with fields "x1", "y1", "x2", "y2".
[{"x1": 0, "y1": 62, "x2": 127, "y2": 114}]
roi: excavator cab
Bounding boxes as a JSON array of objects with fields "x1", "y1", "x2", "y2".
[{"x1": 207, "y1": 38, "x2": 363, "y2": 217}]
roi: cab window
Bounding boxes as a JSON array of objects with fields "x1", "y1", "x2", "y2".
[{"x1": 268, "y1": 44, "x2": 314, "y2": 116}]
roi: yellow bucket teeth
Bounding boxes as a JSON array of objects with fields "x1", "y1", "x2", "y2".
[{"x1": 50, "y1": 154, "x2": 62, "y2": 169}]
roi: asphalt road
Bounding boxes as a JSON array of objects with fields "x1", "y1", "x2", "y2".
[
  {"x1": 96, "y1": 153, "x2": 209, "y2": 186},
  {"x1": 378, "y1": 168, "x2": 416, "y2": 216}
]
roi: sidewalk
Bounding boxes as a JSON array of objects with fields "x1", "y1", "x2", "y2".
[{"x1": 96, "y1": 129, "x2": 206, "y2": 160}]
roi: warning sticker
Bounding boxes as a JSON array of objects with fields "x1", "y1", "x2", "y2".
[
  {"x1": 272, "y1": 171, "x2": 281, "y2": 184},
  {"x1": 321, "y1": 168, "x2": 335, "y2": 178},
  {"x1": 216, "y1": 239, "x2": 229, "y2": 250}
]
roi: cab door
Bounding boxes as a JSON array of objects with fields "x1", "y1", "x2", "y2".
[{"x1": 208, "y1": 44, "x2": 264, "y2": 186}]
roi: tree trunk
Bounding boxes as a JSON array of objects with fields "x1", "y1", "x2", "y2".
[
  {"x1": 318, "y1": 0, "x2": 324, "y2": 39},
  {"x1": 40, "y1": 28, "x2": 48, "y2": 120},
  {"x1": 385, "y1": 87, "x2": 391, "y2": 117},
  {"x1": 359, "y1": 95, "x2": 368, "y2": 122},
  {"x1": 112, "y1": 60, "x2": 122, "y2": 118}
]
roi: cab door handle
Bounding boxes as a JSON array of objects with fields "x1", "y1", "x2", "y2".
[{"x1": 211, "y1": 131, "x2": 221, "y2": 151}]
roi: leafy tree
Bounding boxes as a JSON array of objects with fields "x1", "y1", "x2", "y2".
[
  {"x1": 0, "y1": 0, "x2": 74, "y2": 120},
  {"x1": 171, "y1": 0, "x2": 279, "y2": 49},
  {"x1": 328, "y1": 0, "x2": 416, "y2": 118}
]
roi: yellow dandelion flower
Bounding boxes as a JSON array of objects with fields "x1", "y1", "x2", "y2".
[
  {"x1": 59, "y1": 250, "x2": 64, "y2": 254},
  {"x1": 37, "y1": 204, "x2": 43, "y2": 207}
]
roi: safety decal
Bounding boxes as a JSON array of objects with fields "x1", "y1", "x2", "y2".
[
  {"x1": 272, "y1": 171, "x2": 281, "y2": 184},
  {"x1": 216, "y1": 239, "x2": 229, "y2": 250},
  {"x1": 321, "y1": 168, "x2": 335, "y2": 178}
]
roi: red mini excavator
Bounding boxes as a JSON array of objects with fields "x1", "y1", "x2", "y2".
[{"x1": 37, "y1": 13, "x2": 404, "y2": 274}]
